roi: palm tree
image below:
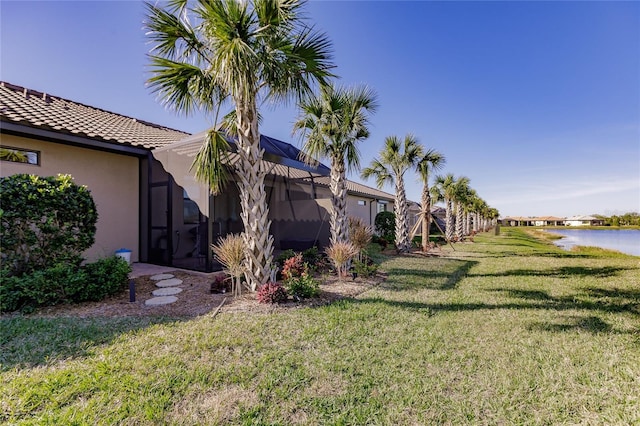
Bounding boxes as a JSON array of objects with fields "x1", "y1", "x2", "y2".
[
  {"x1": 416, "y1": 148, "x2": 445, "y2": 251},
  {"x1": 362, "y1": 134, "x2": 423, "y2": 253},
  {"x1": 452, "y1": 177, "x2": 471, "y2": 241},
  {"x1": 471, "y1": 196, "x2": 487, "y2": 234},
  {"x1": 432, "y1": 173, "x2": 456, "y2": 242},
  {"x1": 145, "y1": 0, "x2": 334, "y2": 290},
  {"x1": 293, "y1": 84, "x2": 378, "y2": 245}
]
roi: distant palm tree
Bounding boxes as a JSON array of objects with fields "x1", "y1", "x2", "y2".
[
  {"x1": 452, "y1": 176, "x2": 471, "y2": 241},
  {"x1": 416, "y1": 148, "x2": 445, "y2": 251},
  {"x1": 362, "y1": 134, "x2": 423, "y2": 252},
  {"x1": 293, "y1": 84, "x2": 378, "y2": 245},
  {"x1": 432, "y1": 173, "x2": 456, "y2": 242},
  {"x1": 471, "y1": 196, "x2": 487, "y2": 234},
  {"x1": 145, "y1": 0, "x2": 333, "y2": 290}
]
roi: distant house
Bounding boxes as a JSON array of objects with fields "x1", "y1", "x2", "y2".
[
  {"x1": 0, "y1": 81, "x2": 397, "y2": 272},
  {"x1": 533, "y1": 216, "x2": 565, "y2": 226},
  {"x1": 503, "y1": 216, "x2": 535, "y2": 226},
  {"x1": 503, "y1": 216, "x2": 565, "y2": 226},
  {"x1": 565, "y1": 215, "x2": 604, "y2": 226}
]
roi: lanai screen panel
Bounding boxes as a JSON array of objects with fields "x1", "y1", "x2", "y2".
[
  {"x1": 152, "y1": 142, "x2": 211, "y2": 219},
  {"x1": 153, "y1": 131, "x2": 330, "y2": 202}
]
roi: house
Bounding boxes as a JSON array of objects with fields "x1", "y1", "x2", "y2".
[
  {"x1": 533, "y1": 216, "x2": 565, "y2": 226},
  {"x1": 565, "y1": 215, "x2": 604, "y2": 227},
  {"x1": 0, "y1": 81, "x2": 396, "y2": 272},
  {"x1": 502, "y1": 216, "x2": 565, "y2": 226}
]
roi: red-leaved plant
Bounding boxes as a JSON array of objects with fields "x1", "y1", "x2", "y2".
[
  {"x1": 281, "y1": 253, "x2": 306, "y2": 280},
  {"x1": 257, "y1": 282, "x2": 288, "y2": 304}
]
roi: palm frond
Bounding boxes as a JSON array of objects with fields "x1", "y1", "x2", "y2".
[
  {"x1": 148, "y1": 57, "x2": 215, "y2": 114},
  {"x1": 144, "y1": 2, "x2": 208, "y2": 61},
  {"x1": 361, "y1": 159, "x2": 392, "y2": 189},
  {"x1": 417, "y1": 148, "x2": 446, "y2": 183},
  {"x1": 190, "y1": 129, "x2": 231, "y2": 195}
]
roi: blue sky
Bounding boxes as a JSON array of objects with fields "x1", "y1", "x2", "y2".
[{"x1": 1, "y1": 0, "x2": 638, "y2": 217}]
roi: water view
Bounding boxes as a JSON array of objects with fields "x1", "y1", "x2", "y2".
[{"x1": 547, "y1": 229, "x2": 640, "y2": 256}]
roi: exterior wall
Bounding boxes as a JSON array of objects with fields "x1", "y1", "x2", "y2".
[
  {"x1": 1, "y1": 134, "x2": 140, "y2": 262},
  {"x1": 346, "y1": 195, "x2": 376, "y2": 226},
  {"x1": 566, "y1": 220, "x2": 589, "y2": 226}
]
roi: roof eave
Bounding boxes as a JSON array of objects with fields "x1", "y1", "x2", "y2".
[{"x1": 1, "y1": 120, "x2": 151, "y2": 157}]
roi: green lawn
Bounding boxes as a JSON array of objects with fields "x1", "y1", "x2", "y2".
[{"x1": 2, "y1": 229, "x2": 639, "y2": 424}]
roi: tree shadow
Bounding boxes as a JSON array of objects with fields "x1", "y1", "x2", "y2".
[
  {"x1": 527, "y1": 315, "x2": 612, "y2": 334},
  {"x1": 0, "y1": 316, "x2": 178, "y2": 371},
  {"x1": 487, "y1": 286, "x2": 640, "y2": 316},
  {"x1": 344, "y1": 282, "x2": 638, "y2": 333},
  {"x1": 473, "y1": 265, "x2": 633, "y2": 279},
  {"x1": 381, "y1": 259, "x2": 478, "y2": 291}
]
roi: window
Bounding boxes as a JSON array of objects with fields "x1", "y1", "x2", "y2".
[
  {"x1": 0, "y1": 146, "x2": 39, "y2": 165},
  {"x1": 357, "y1": 200, "x2": 366, "y2": 206},
  {"x1": 377, "y1": 201, "x2": 388, "y2": 213}
]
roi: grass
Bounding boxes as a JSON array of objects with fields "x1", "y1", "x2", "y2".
[{"x1": 2, "y1": 228, "x2": 639, "y2": 424}]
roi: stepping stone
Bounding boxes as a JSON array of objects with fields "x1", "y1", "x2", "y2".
[
  {"x1": 150, "y1": 273, "x2": 174, "y2": 281},
  {"x1": 145, "y1": 296, "x2": 178, "y2": 306},
  {"x1": 155, "y1": 278, "x2": 183, "y2": 288},
  {"x1": 152, "y1": 287, "x2": 183, "y2": 297}
]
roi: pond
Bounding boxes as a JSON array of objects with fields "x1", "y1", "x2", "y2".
[{"x1": 547, "y1": 229, "x2": 640, "y2": 256}]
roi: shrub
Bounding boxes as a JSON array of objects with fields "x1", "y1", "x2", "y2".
[
  {"x1": 210, "y1": 274, "x2": 231, "y2": 294},
  {"x1": 353, "y1": 257, "x2": 378, "y2": 278},
  {"x1": 0, "y1": 174, "x2": 98, "y2": 276},
  {"x1": 285, "y1": 272, "x2": 320, "y2": 300},
  {"x1": 82, "y1": 256, "x2": 131, "y2": 301},
  {"x1": 374, "y1": 211, "x2": 395, "y2": 243},
  {"x1": 302, "y1": 246, "x2": 320, "y2": 266},
  {"x1": 276, "y1": 249, "x2": 297, "y2": 268},
  {"x1": 281, "y1": 253, "x2": 306, "y2": 280},
  {"x1": 257, "y1": 282, "x2": 288, "y2": 304},
  {"x1": 0, "y1": 256, "x2": 130, "y2": 313},
  {"x1": 371, "y1": 235, "x2": 389, "y2": 250}
]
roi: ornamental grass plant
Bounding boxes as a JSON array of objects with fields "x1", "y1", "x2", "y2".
[
  {"x1": 211, "y1": 234, "x2": 246, "y2": 297},
  {"x1": 325, "y1": 241, "x2": 359, "y2": 279}
]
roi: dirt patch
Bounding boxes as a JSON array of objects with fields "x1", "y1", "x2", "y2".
[{"x1": 23, "y1": 270, "x2": 386, "y2": 319}]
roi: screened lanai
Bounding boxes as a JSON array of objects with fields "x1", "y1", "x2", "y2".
[{"x1": 147, "y1": 131, "x2": 331, "y2": 272}]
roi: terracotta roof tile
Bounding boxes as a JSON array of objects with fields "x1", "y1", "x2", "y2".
[{"x1": 0, "y1": 81, "x2": 188, "y2": 149}]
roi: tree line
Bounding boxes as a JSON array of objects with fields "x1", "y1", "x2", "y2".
[{"x1": 144, "y1": 0, "x2": 498, "y2": 291}]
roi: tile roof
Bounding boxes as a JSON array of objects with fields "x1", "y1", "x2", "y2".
[{"x1": 0, "y1": 81, "x2": 188, "y2": 149}]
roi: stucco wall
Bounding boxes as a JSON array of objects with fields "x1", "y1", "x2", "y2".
[{"x1": 1, "y1": 134, "x2": 140, "y2": 262}]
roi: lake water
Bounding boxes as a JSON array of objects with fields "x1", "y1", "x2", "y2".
[{"x1": 547, "y1": 229, "x2": 640, "y2": 256}]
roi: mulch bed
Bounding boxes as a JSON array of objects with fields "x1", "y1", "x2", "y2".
[{"x1": 24, "y1": 270, "x2": 387, "y2": 319}]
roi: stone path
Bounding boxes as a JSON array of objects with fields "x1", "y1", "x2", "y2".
[{"x1": 145, "y1": 273, "x2": 183, "y2": 306}]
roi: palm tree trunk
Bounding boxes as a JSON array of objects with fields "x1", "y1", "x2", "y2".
[
  {"x1": 445, "y1": 198, "x2": 454, "y2": 242},
  {"x1": 235, "y1": 100, "x2": 274, "y2": 290},
  {"x1": 421, "y1": 185, "x2": 431, "y2": 251},
  {"x1": 395, "y1": 174, "x2": 410, "y2": 252},
  {"x1": 455, "y1": 202, "x2": 464, "y2": 241},
  {"x1": 330, "y1": 158, "x2": 349, "y2": 245},
  {"x1": 465, "y1": 211, "x2": 471, "y2": 236}
]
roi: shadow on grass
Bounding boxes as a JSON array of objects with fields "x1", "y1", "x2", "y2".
[
  {"x1": 0, "y1": 316, "x2": 177, "y2": 371},
  {"x1": 487, "y1": 286, "x2": 640, "y2": 316},
  {"x1": 528, "y1": 315, "x2": 612, "y2": 333},
  {"x1": 345, "y1": 283, "x2": 639, "y2": 334},
  {"x1": 381, "y1": 259, "x2": 478, "y2": 291},
  {"x1": 472, "y1": 265, "x2": 633, "y2": 278}
]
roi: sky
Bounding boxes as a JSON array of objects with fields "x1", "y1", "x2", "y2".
[{"x1": 1, "y1": 0, "x2": 639, "y2": 218}]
